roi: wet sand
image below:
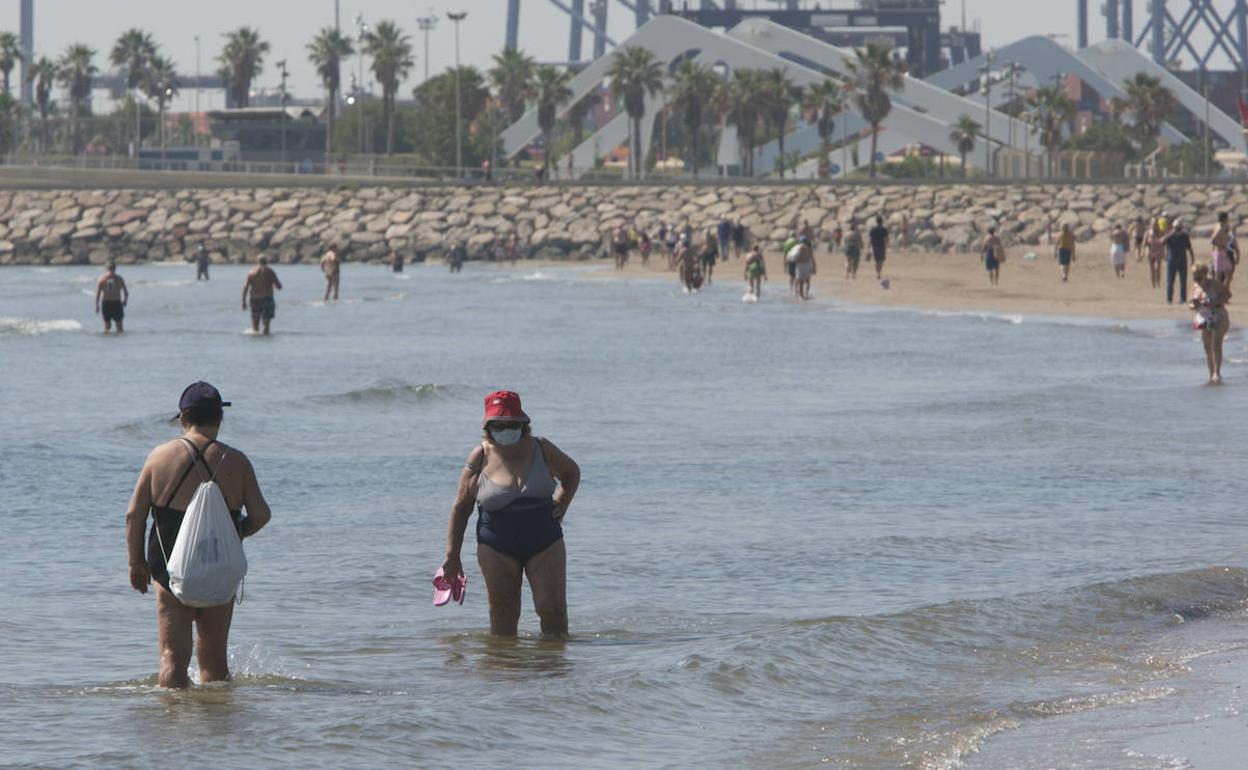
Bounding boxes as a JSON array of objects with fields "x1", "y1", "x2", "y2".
[{"x1": 583, "y1": 239, "x2": 1215, "y2": 321}]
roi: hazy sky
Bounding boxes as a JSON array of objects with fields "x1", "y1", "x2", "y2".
[{"x1": 0, "y1": 0, "x2": 1083, "y2": 111}]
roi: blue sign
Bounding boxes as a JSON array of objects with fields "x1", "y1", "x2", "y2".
[
  {"x1": 830, "y1": 164, "x2": 842, "y2": 175},
  {"x1": 874, "y1": 152, "x2": 885, "y2": 162}
]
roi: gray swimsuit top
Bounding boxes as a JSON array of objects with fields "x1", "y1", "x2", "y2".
[{"x1": 475, "y1": 439, "x2": 557, "y2": 513}]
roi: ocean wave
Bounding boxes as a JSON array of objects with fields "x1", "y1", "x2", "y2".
[
  {"x1": 307, "y1": 381, "x2": 464, "y2": 406},
  {"x1": 0, "y1": 316, "x2": 84, "y2": 336}
]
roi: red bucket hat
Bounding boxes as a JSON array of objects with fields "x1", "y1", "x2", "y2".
[{"x1": 483, "y1": 390, "x2": 530, "y2": 425}]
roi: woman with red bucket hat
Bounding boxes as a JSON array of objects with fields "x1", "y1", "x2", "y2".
[{"x1": 439, "y1": 391, "x2": 581, "y2": 637}]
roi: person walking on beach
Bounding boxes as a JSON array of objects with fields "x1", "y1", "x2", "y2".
[
  {"x1": 124, "y1": 381, "x2": 272, "y2": 688},
  {"x1": 700, "y1": 230, "x2": 719, "y2": 285},
  {"x1": 95, "y1": 260, "x2": 129, "y2": 334},
  {"x1": 744, "y1": 243, "x2": 767, "y2": 298},
  {"x1": 439, "y1": 391, "x2": 580, "y2": 638},
  {"x1": 868, "y1": 216, "x2": 889, "y2": 280},
  {"x1": 844, "y1": 222, "x2": 864, "y2": 280},
  {"x1": 793, "y1": 236, "x2": 816, "y2": 300},
  {"x1": 194, "y1": 243, "x2": 211, "y2": 281},
  {"x1": 1145, "y1": 218, "x2": 1166, "y2": 289},
  {"x1": 732, "y1": 220, "x2": 747, "y2": 259},
  {"x1": 716, "y1": 218, "x2": 732, "y2": 262},
  {"x1": 675, "y1": 238, "x2": 698, "y2": 292},
  {"x1": 611, "y1": 225, "x2": 629, "y2": 270},
  {"x1": 242, "y1": 255, "x2": 282, "y2": 335},
  {"x1": 783, "y1": 231, "x2": 799, "y2": 294},
  {"x1": 639, "y1": 232, "x2": 652, "y2": 266},
  {"x1": 981, "y1": 227, "x2": 1004, "y2": 286},
  {"x1": 1055, "y1": 223, "x2": 1076, "y2": 282},
  {"x1": 1130, "y1": 217, "x2": 1147, "y2": 262},
  {"x1": 665, "y1": 224, "x2": 679, "y2": 269},
  {"x1": 1190, "y1": 263, "x2": 1232, "y2": 384},
  {"x1": 319, "y1": 243, "x2": 341, "y2": 301},
  {"x1": 1211, "y1": 212, "x2": 1234, "y2": 283},
  {"x1": 1164, "y1": 220, "x2": 1195, "y2": 304},
  {"x1": 1110, "y1": 224, "x2": 1129, "y2": 278}
]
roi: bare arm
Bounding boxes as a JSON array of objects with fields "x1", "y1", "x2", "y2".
[
  {"x1": 273, "y1": 271, "x2": 283, "y2": 291},
  {"x1": 540, "y1": 439, "x2": 581, "y2": 521},
  {"x1": 120, "y1": 276, "x2": 129, "y2": 305},
  {"x1": 441, "y1": 446, "x2": 484, "y2": 580},
  {"x1": 238, "y1": 453, "x2": 271, "y2": 538},
  {"x1": 94, "y1": 278, "x2": 103, "y2": 312},
  {"x1": 241, "y1": 271, "x2": 252, "y2": 308},
  {"x1": 125, "y1": 459, "x2": 155, "y2": 593}
]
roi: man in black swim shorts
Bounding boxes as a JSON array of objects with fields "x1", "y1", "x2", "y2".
[
  {"x1": 95, "y1": 260, "x2": 129, "y2": 333},
  {"x1": 242, "y1": 255, "x2": 283, "y2": 335},
  {"x1": 868, "y1": 216, "x2": 890, "y2": 280}
]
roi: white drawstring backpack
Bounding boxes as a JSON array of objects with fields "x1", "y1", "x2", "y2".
[{"x1": 156, "y1": 442, "x2": 248, "y2": 607}]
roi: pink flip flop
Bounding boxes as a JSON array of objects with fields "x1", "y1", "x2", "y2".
[{"x1": 432, "y1": 568, "x2": 467, "y2": 607}]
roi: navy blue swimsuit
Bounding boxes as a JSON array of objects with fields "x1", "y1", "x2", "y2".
[{"x1": 475, "y1": 440, "x2": 562, "y2": 564}]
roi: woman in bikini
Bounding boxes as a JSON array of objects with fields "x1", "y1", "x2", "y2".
[
  {"x1": 440, "y1": 391, "x2": 581, "y2": 637},
  {"x1": 1144, "y1": 217, "x2": 1166, "y2": 290},
  {"x1": 124, "y1": 382, "x2": 272, "y2": 688}
]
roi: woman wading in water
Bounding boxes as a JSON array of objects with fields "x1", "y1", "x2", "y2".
[
  {"x1": 440, "y1": 391, "x2": 581, "y2": 637},
  {"x1": 1190, "y1": 264, "x2": 1232, "y2": 384}
]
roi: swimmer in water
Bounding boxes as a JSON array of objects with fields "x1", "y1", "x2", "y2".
[{"x1": 95, "y1": 260, "x2": 129, "y2": 333}]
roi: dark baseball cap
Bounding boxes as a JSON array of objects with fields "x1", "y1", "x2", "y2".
[{"x1": 178, "y1": 381, "x2": 232, "y2": 414}]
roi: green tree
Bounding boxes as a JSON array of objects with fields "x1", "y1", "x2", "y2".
[
  {"x1": 669, "y1": 60, "x2": 720, "y2": 178},
  {"x1": 761, "y1": 68, "x2": 801, "y2": 178},
  {"x1": 1063, "y1": 121, "x2": 1137, "y2": 161},
  {"x1": 845, "y1": 42, "x2": 906, "y2": 178},
  {"x1": 110, "y1": 28, "x2": 156, "y2": 149},
  {"x1": 217, "y1": 27, "x2": 269, "y2": 108},
  {"x1": 308, "y1": 27, "x2": 354, "y2": 163},
  {"x1": 409, "y1": 67, "x2": 490, "y2": 167},
  {"x1": 605, "y1": 45, "x2": 664, "y2": 178},
  {"x1": 57, "y1": 43, "x2": 97, "y2": 154},
  {"x1": 802, "y1": 78, "x2": 843, "y2": 176},
  {"x1": 1025, "y1": 84, "x2": 1075, "y2": 176},
  {"x1": 567, "y1": 89, "x2": 598, "y2": 149},
  {"x1": 949, "y1": 114, "x2": 980, "y2": 175},
  {"x1": 26, "y1": 56, "x2": 56, "y2": 153},
  {"x1": 534, "y1": 65, "x2": 572, "y2": 178},
  {"x1": 1112, "y1": 72, "x2": 1176, "y2": 149},
  {"x1": 0, "y1": 32, "x2": 22, "y2": 96},
  {"x1": 489, "y1": 47, "x2": 536, "y2": 123},
  {"x1": 364, "y1": 20, "x2": 414, "y2": 156},
  {"x1": 724, "y1": 68, "x2": 765, "y2": 175},
  {"x1": 141, "y1": 54, "x2": 178, "y2": 148}
]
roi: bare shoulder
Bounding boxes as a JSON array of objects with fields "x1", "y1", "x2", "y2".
[{"x1": 466, "y1": 444, "x2": 485, "y2": 467}]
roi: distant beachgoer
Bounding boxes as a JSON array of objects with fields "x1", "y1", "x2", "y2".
[
  {"x1": 784, "y1": 233, "x2": 800, "y2": 294},
  {"x1": 506, "y1": 233, "x2": 522, "y2": 266},
  {"x1": 981, "y1": 227, "x2": 1004, "y2": 286},
  {"x1": 1227, "y1": 223, "x2": 1239, "y2": 290},
  {"x1": 1131, "y1": 217, "x2": 1147, "y2": 262},
  {"x1": 664, "y1": 224, "x2": 679, "y2": 270},
  {"x1": 732, "y1": 220, "x2": 747, "y2": 259},
  {"x1": 843, "y1": 222, "x2": 864, "y2": 280},
  {"x1": 831, "y1": 222, "x2": 844, "y2": 251},
  {"x1": 744, "y1": 244, "x2": 767, "y2": 297},
  {"x1": 612, "y1": 225, "x2": 629, "y2": 270},
  {"x1": 800, "y1": 219, "x2": 815, "y2": 245},
  {"x1": 194, "y1": 243, "x2": 210, "y2": 281},
  {"x1": 448, "y1": 242, "x2": 466, "y2": 273},
  {"x1": 1110, "y1": 224, "x2": 1129, "y2": 278},
  {"x1": 1145, "y1": 219, "x2": 1165, "y2": 289},
  {"x1": 1211, "y1": 212, "x2": 1233, "y2": 283},
  {"x1": 1190, "y1": 263, "x2": 1232, "y2": 384},
  {"x1": 868, "y1": 216, "x2": 889, "y2": 280},
  {"x1": 793, "y1": 236, "x2": 816, "y2": 300},
  {"x1": 700, "y1": 230, "x2": 719, "y2": 284},
  {"x1": 242, "y1": 255, "x2": 282, "y2": 335},
  {"x1": 1163, "y1": 220, "x2": 1195, "y2": 304},
  {"x1": 440, "y1": 390, "x2": 580, "y2": 637},
  {"x1": 124, "y1": 381, "x2": 272, "y2": 688},
  {"x1": 391, "y1": 251, "x2": 404, "y2": 273},
  {"x1": 1056, "y1": 223, "x2": 1076, "y2": 282},
  {"x1": 1157, "y1": 210, "x2": 1170, "y2": 235},
  {"x1": 95, "y1": 260, "x2": 129, "y2": 334},
  {"x1": 320, "y1": 243, "x2": 341, "y2": 301},
  {"x1": 717, "y1": 218, "x2": 732, "y2": 262},
  {"x1": 675, "y1": 238, "x2": 698, "y2": 292},
  {"x1": 639, "y1": 232, "x2": 652, "y2": 266}
]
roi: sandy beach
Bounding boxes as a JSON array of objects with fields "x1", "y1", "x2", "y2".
[{"x1": 583, "y1": 238, "x2": 1216, "y2": 322}]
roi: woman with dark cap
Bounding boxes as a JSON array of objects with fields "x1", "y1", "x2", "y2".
[
  {"x1": 440, "y1": 391, "x2": 581, "y2": 638},
  {"x1": 123, "y1": 382, "x2": 272, "y2": 688}
]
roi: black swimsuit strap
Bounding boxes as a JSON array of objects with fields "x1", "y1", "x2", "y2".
[{"x1": 159, "y1": 438, "x2": 217, "y2": 508}]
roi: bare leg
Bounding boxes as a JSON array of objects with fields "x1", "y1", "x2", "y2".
[
  {"x1": 262, "y1": 318, "x2": 271, "y2": 336},
  {"x1": 156, "y1": 585, "x2": 194, "y2": 689},
  {"x1": 525, "y1": 539, "x2": 568, "y2": 638},
  {"x1": 1202, "y1": 329, "x2": 1217, "y2": 382},
  {"x1": 250, "y1": 315, "x2": 259, "y2": 333},
  {"x1": 194, "y1": 601, "x2": 235, "y2": 683},
  {"x1": 1212, "y1": 317, "x2": 1228, "y2": 382},
  {"x1": 477, "y1": 543, "x2": 523, "y2": 636},
  {"x1": 332, "y1": 275, "x2": 339, "y2": 301},
  {"x1": 324, "y1": 279, "x2": 330, "y2": 301},
  {"x1": 116, "y1": 318, "x2": 124, "y2": 333}
]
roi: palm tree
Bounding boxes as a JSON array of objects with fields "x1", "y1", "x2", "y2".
[
  {"x1": 0, "y1": 91, "x2": 21, "y2": 155},
  {"x1": 802, "y1": 78, "x2": 843, "y2": 176},
  {"x1": 1025, "y1": 84, "x2": 1075, "y2": 176},
  {"x1": 568, "y1": 89, "x2": 599, "y2": 149},
  {"x1": 142, "y1": 54, "x2": 178, "y2": 149},
  {"x1": 217, "y1": 27, "x2": 269, "y2": 108},
  {"x1": 759, "y1": 68, "x2": 801, "y2": 178},
  {"x1": 724, "y1": 68, "x2": 766, "y2": 176},
  {"x1": 364, "y1": 20, "x2": 414, "y2": 155},
  {"x1": 605, "y1": 45, "x2": 664, "y2": 178},
  {"x1": 845, "y1": 42, "x2": 906, "y2": 178},
  {"x1": 110, "y1": 28, "x2": 156, "y2": 149},
  {"x1": 26, "y1": 56, "x2": 56, "y2": 153},
  {"x1": 534, "y1": 65, "x2": 572, "y2": 178},
  {"x1": 57, "y1": 43, "x2": 96, "y2": 154},
  {"x1": 0, "y1": 32, "x2": 22, "y2": 95},
  {"x1": 1115, "y1": 72, "x2": 1175, "y2": 149},
  {"x1": 307, "y1": 27, "x2": 354, "y2": 166},
  {"x1": 669, "y1": 60, "x2": 721, "y2": 178},
  {"x1": 949, "y1": 114, "x2": 980, "y2": 175},
  {"x1": 490, "y1": 47, "x2": 537, "y2": 123}
]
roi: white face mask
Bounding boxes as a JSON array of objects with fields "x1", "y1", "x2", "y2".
[{"x1": 490, "y1": 427, "x2": 522, "y2": 446}]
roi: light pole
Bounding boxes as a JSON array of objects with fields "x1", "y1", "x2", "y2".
[
  {"x1": 417, "y1": 12, "x2": 438, "y2": 84},
  {"x1": 1203, "y1": 84, "x2": 1211, "y2": 178},
  {"x1": 194, "y1": 35, "x2": 201, "y2": 125},
  {"x1": 278, "y1": 59, "x2": 289, "y2": 170},
  {"x1": 355, "y1": 13, "x2": 369, "y2": 100},
  {"x1": 978, "y1": 49, "x2": 994, "y2": 178},
  {"x1": 448, "y1": 10, "x2": 467, "y2": 179}
]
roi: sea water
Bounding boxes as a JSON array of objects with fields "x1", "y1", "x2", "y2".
[{"x1": 1, "y1": 261, "x2": 1246, "y2": 769}]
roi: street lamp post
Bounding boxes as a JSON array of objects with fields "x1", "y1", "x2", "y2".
[
  {"x1": 278, "y1": 59, "x2": 289, "y2": 171},
  {"x1": 448, "y1": 11, "x2": 468, "y2": 180},
  {"x1": 417, "y1": 13, "x2": 438, "y2": 84},
  {"x1": 979, "y1": 49, "x2": 994, "y2": 179}
]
